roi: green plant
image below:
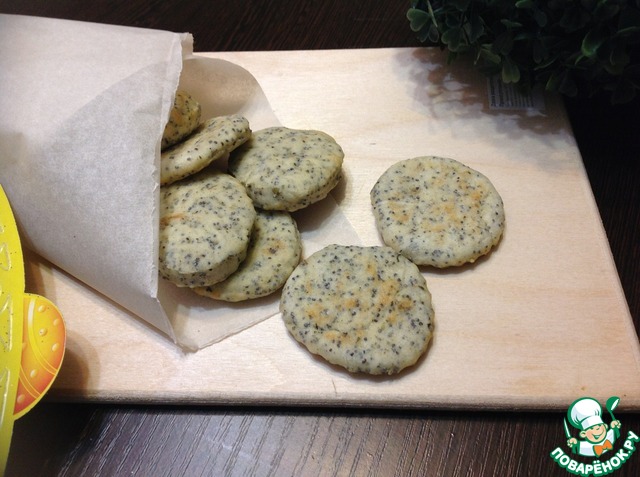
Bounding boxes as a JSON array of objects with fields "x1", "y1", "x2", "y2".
[{"x1": 407, "y1": 0, "x2": 640, "y2": 103}]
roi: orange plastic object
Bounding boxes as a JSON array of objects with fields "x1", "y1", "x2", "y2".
[{"x1": 14, "y1": 293, "x2": 66, "y2": 419}]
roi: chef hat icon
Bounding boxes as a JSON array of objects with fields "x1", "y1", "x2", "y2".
[{"x1": 568, "y1": 397, "x2": 604, "y2": 431}]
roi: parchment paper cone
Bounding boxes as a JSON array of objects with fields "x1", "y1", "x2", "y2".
[{"x1": 0, "y1": 14, "x2": 361, "y2": 351}]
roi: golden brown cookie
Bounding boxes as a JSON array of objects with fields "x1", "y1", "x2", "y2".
[{"x1": 280, "y1": 244, "x2": 434, "y2": 375}]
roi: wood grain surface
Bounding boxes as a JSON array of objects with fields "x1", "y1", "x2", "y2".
[
  {"x1": 3, "y1": 1, "x2": 639, "y2": 476},
  {"x1": 17, "y1": 46, "x2": 640, "y2": 411}
]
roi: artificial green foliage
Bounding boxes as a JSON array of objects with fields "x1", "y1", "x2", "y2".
[{"x1": 407, "y1": 0, "x2": 640, "y2": 103}]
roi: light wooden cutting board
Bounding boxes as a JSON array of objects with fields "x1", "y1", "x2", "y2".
[{"x1": 28, "y1": 48, "x2": 640, "y2": 410}]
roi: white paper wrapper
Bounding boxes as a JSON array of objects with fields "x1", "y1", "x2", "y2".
[{"x1": 0, "y1": 14, "x2": 360, "y2": 351}]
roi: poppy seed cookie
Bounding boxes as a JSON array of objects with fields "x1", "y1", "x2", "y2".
[
  {"x1": 161, "y1": 90, "x2": 202, "y2": 150},
  {"x1": 159, "y1": 169, "x2": 256, "y2": 287},
  {"x1": 161, "y1": 115, "x2": 251, "y2": 186},
  {"x1": 194, "y1": 209, "x2": 302, "y2": 302},
  {"x1": 228, "y1": 127, "x2": 344, "y2": 212},
  {"x1": 370, "y1": 156, "x2": 505, "y2": 268},
  {"x1": 280, "y1": 245, "x2": 434, "y2": 375}
]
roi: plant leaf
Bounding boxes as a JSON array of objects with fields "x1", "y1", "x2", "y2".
[
  {"x1": 610, "y1": 45, "x2": 630, "y2": 67},
  {"x1": 442, "y1": 26, "x2": 464, "y2": 51},
  {"x1": 450, "y1": 0, "x2": 471, "y2": 11},
  {"x1": 532, "y1": 39, "x2": 548, "y2": 64},
  {"x1": 428, "y1": 23, "x2": 441, "y2": 43},
  {"x1": 501, "y1": 19, "x2": 523, "y2": 29},
  {"x1": 617, "y1": 25, "x2": 640, "y2": 37},
  {"x1": 545, "y1": 71, "x2": 561, "y2": 92},
  {"x1": 479, "y1": 46, "x2": 502, "y2": 64},
  {"x1": 466, "y1": 13, "x2": 484, "y2": 43},
  {"x1": 581, "y1": 29, "x2": 604, "y2": 58},
  {"x1": 515, "y1": 0, "x2": 535, "y2": 9},
  {"x1": 533, "y1": 9, "x2": 548, "y2": 27},
  {"x1": 407, "y1": 8, "x2": 430, "y2": 32},
  {"x1": 493, "y1": 31, "x2": 514, "y2": 55},
  {"x1": 502, "y1": 59, "x2": 521, "y2": 83}
]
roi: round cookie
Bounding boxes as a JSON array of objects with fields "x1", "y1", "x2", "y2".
[
  {"x1": 159, "y1": 169, "x2": 256, "y2": 288},
  {"x1": 161, "y1": 90, "x2": 202, "y2": 150},
  {"x1": 280, "y1": 244, "x2": 434, "y2": 375},
  {"x1": 194, "y1": 209, "x2": 302, "y2": 302},
  {"x1": 161, "y1": 114, "x2": 251, "y2": 186},
  {"x1": 228, "y1": 127, "x2": 344, "y2": 212},
  {"x1": 370, "y1": 156, "x2": 505, "y2": 268}
]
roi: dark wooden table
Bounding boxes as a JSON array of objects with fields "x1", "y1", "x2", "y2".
[{"x1": 2, "y1": 2, "x2": 639, "y2": 476}]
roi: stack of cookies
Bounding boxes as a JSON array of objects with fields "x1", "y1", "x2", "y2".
[{"x1": 158, "y1": 90, "x2": 345, "y2": 303}]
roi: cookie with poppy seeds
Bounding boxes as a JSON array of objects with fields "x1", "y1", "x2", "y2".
[
  {"x1": 159, "y1": 169, "x2": 256, "y2": 288},
  {"x1": 280, "y1": 244, "x2": 434, "y2": 375},
  {"x1": 161, "y1": 114, "x2": 251, "y2": 186},
  {"x1": 161, "y1": 90, "x2": 202, "y2": 150},
  {"x1": 195, "y1": 209, "x2": 302, "y2": 302},
  {"x1": 370, "y1": 156, "x2": 505, "y2": 268},
  {"x1": 228, "y1": 127, "x2": 344, "y2": 212}
]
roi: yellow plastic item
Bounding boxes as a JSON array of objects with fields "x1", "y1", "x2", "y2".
[{"x1": 0, "y1": 185, "x2": 66, "y2": 474}]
